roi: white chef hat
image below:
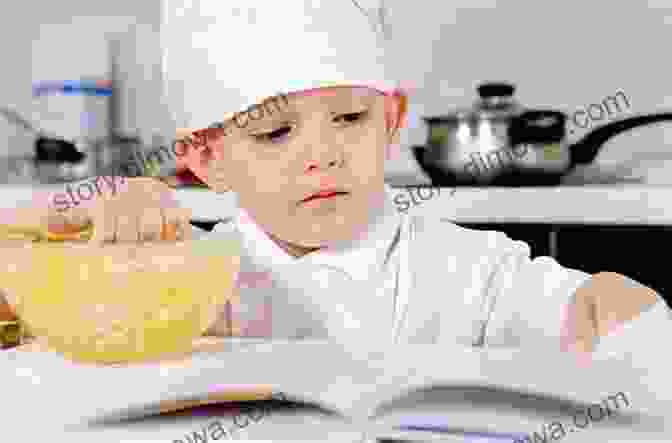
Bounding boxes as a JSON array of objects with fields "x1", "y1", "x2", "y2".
[{"x1": 160, "y1": 0, "x2": 403, "y2": 131}]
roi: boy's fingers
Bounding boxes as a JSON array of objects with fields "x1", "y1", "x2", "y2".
[
  {"x1": 54, "y1": 177, "x2": 188, "y2": 244},
  {"x1": 116, "y1": 214, "x2": 140, "y2": 243},
  {"x1": 183, "y1": 223, "x2": 193, "y2": 240},
  {"x1": 45, "y1": 206, "x2": 90, "y2": 233},
  {"x1": 178, "y1": 207, "x2": 194, "y2": 240},
  {"x1": 180, "y1": 214, "x2": 193, "y2": 240},
  {"x1": 89, "y1": 204, "x2": 116, "y2": 245},
  {"x1": 139, "y1": 208, "x2": 164, "y2": 242}
]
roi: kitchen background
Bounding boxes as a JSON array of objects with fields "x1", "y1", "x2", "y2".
[
  {"x1": 2, "y1": 1, "x2": 672, "y2": 301},
  {"x1": 1, "y1": 1, "x2": 672, "y2": 176}
]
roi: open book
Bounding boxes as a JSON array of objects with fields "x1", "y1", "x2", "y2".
[{"x1": 2, "y1": 340, "x2": 669, "y2": 441}]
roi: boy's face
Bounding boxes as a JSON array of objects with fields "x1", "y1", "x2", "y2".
[{"x1": 195, "y1": 87, "x2": 401, "y2": 248}]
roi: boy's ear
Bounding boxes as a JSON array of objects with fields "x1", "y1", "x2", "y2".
[
  {"x1": 174, "y1": 127, "x2": 203, "y2": 172},
  {"x1": 174, "y1": 127, "x2": 225, "y2": 189},
  {"x1": 385, "y1": 92, "x2": 407, "y2": 148}
]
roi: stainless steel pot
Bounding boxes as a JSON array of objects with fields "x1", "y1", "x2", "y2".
[
  {"x1": 415, "y1": 82, "x2": 529, "y2": 185},
  {"x1": 413, "y1": 83, "x2": 672, "y2": 186}
]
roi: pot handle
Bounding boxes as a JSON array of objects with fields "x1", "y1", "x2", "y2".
[{"x1": 569, "y1": 113, "x2": 672, "y2": 166}]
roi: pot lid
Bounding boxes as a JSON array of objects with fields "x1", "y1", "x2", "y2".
[{"x1": 424, "y1": 82, "x2": 522, "y2": 123}]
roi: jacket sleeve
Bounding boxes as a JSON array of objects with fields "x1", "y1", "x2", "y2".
[
  {"x1": 591, "y1": 300, "x2": 672, "y2": 384},
  {"x1": 480, "y1": 232, "x2": 592, "y2": 349}
]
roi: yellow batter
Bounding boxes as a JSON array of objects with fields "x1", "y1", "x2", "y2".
[{"x1": 1, "y1": 238, "x2": 241, "y2": 364}]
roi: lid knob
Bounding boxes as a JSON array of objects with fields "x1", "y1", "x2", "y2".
[{"x1": 477, "y1": 82, "x2": 516, "y2": 99}]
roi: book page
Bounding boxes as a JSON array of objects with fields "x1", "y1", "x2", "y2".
[
  {"x1": 358, "y1": 345, "x2": 670, "y2": 439},
  {"x1": 363, "y1": 345, "x2": 666, "y2": 411},
  {"x1": 7, "y1": 340, "x2": 666, "y2": 435},
  {"x1": 1, "y1": 339, "x2": 397, "y2": 428}
]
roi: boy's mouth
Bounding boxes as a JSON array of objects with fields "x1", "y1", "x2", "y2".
[{"x1": 300, "y1": 189, "x2": 349, "y2": 204}]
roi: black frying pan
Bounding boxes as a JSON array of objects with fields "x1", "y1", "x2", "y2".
[
  {"x1": 413, "y1": 112, "x2": 672, "y2": 186},
  {"x1": 0, "y1": 107, "x2": 84, "y2": 163}
]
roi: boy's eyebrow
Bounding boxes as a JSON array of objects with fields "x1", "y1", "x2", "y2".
[
  {"x1": 242, "y1": 109, "x2": 302, "y2": 132},
  {"x1": 333, "y1": 94, "x2": 376, "y2": 110},
  {"x1": 235, "y1": 89, "x2": 378, "y2": 132}
]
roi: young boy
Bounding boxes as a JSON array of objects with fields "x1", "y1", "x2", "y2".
[{"x1": 8, "y1": 1, "x2": 671, "y2": 364}]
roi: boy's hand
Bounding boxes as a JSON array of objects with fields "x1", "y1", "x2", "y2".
[
  {"x1": 47, "y1": 177, "x2": 193, "y2": 244},
  {"x1": 562, "y1": 272, "x2": 660, "y2": 362},
  {"x1": 1, "y1": 177, "x2": 192, "y2": 324}
]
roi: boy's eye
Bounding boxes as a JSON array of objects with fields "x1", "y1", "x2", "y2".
[
  {"x1": 252, "y1": 125, "x2": 292, "y2": 143},
  {"x1": 333, "y1": 111, "x2": 368, "y2": 125}
]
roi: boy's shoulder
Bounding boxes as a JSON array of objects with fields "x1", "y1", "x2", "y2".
[
  {"x1": 407, "y1": 214, "x2": 529, "y2": 259},
  {"x1": 189, "y1": 216, "x2": 530, "y2": 264},
  {"x1": 190, "y1": 216, "x2": 528, "y2": 255}
]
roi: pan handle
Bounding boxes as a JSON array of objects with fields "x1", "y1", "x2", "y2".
[{"x1": 569, "y1": 113, "x2": 672, "y2": 166}]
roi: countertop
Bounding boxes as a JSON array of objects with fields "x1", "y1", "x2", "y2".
[{"x1": 1, "y1": 183, "x2": 671, "y2": 225}]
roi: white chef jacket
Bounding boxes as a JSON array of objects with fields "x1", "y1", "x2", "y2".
[{"x1": 192, "y1": 185, "x2": 669, "y2": 351}]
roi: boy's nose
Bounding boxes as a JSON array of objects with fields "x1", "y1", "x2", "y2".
[
  {"x1": 304, "y1": 157, "x2": 342, "y2": 173},
  {"x1": 304, "y1": 146, "x2": 345, "y2": 173}
]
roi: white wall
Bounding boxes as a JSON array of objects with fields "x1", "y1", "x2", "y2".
[
  {"x1": 112, "y1": 0, "x2": 672, "y2": 183},
  {"x1": 5, "y1": 1, "x2": 672, "y2": 182},
  {"x1": 0, "y1": 0, "x2": 157, "y2": 157},
  {"x1": 116, "y1": 21, "x2": 174, "y2": 147},
  {"x1": 0, "y1": 8, "x2": 34, "y2": 158},
  {"x1": 384, "y1": 0, "x2": 672, "y2": 182}
]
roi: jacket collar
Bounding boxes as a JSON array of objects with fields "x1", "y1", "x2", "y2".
[{"x1": 234, "y1": 184, "x2": 402, "y2": 283}]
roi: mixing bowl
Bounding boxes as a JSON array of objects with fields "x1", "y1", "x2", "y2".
[{"x1": 0, "y1": 236, "x2": 241, "y2": 364}]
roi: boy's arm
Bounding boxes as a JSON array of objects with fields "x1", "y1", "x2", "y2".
[
  {"x1": 566, "y1": 274, "x2": 672, "y2": 407},
  {"x1": 566, "y1": 272, "x2": 662, "y2": 354},
  {"x1": 480, "y1": 234, "x2": 671, "y2": 356}
]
